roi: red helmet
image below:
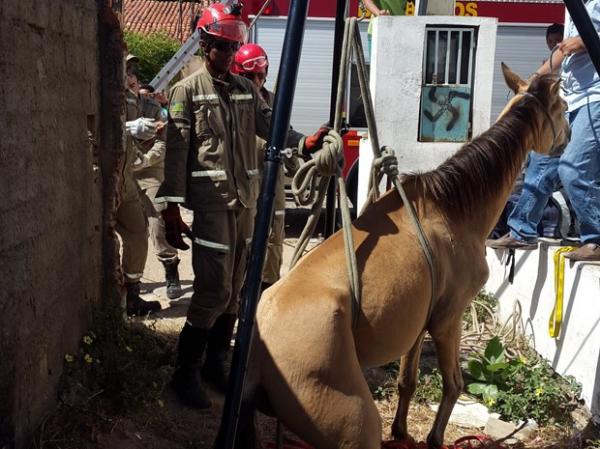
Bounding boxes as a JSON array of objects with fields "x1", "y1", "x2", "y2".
[
  {"x1": 197, "y1": 2, "x2": 247, "y2": 44},
  {"x1": 233, "y1": 43, "x2": 269, "y2": 75}
]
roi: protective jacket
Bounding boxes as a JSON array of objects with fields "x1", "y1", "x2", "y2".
[
  {"x1": 134, "y1": 96, "x2": 167, "y2": 190},
  {"x1": 120, "y1": 90, "x2": 143, "y2": 202},
  {"x1": 156, "y1": 62, "x2": 303, "y2": 211}
]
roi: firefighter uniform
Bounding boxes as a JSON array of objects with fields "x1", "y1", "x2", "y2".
[
  {"x1": 135, "y1": 97, "x2": 177, "y2": 263},
  {"x1": 156, "y1": 63, "x2": 303, "y2": 329},
  {"x1": 116, "y1": 90, "x2": 148, "y2": 283}
]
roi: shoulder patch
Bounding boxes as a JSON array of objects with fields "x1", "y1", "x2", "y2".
[{"x1": 170, "y1": 102, "x2": 185, "y2": 114}]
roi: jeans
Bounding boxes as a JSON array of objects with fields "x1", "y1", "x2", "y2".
[{"x1": 508, "y1": 99, "x2": 600, "y2": 244}]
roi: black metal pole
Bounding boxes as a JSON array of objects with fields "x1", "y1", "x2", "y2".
[
  {"x1": 563, "y1": 0, "x2": 600, "y2": 77},
  {"x1": 213, "y1": 1, "x2": 309, "y2": 448},
  {"x1": 323, "y1": 0, "x2": 348, "y2": 238}
]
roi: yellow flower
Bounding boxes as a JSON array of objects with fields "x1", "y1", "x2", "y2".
[
  {"x1": 485, "y1": 398, "x2": 496, "y2": 407},
  {"x1": 535, "y1": 387, "x2": 544, "y2": 397},
  {"x1": 84, "y1": 354, "x2": 93, "y2": 364},
  {"x1": 519, "y1": 355, "x2": 528, "y2": 365},
  {"x1": 83, "y1": 335, "x2": 93, "y2": 345},
  {"x1": 64, "y1": 354, "x2": 74, "y2": 363}
]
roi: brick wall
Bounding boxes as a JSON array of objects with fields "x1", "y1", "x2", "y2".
[{"x1": 0, "y1": 1, "x2": 105, "y2": 447}]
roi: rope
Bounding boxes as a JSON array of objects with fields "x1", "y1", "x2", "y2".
[
  {"x1": 290, "y1": 17, "x2": 437, "y2": 327},
  {"x1": 290, "y1": 131, "x2": 363, "y2": 326},
  {"x1": 289, "y1": 17, "x2": 362, "y2": 327},
  {"x1": 349, "y1": 17, "x2": 438, "y2": 324}
]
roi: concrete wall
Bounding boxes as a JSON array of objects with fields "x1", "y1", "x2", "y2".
[
  {"x1": 0, "y1": 1, "x2": 104, "y2": 447},
  {"x1": 486, "y1": 245, "x2": 600, "y2": 417},
  {"x1": 357, "y1": 15, "x2": 497, "y2": 211},
  {"x1": 373, "y1": 15, "x2": 496, "y2": 170}
]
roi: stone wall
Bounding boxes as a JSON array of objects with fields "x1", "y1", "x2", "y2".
[{"x1": 0, "y1": 1, "x2": 108, "y2": 447}]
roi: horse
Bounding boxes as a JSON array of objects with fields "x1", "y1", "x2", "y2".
[{"x1": 236, "y1": 64, "x2": 569, "y2": 449}]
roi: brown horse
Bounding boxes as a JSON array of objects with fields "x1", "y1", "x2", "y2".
[{"x1": 238, "y1": 65, "x2": 569, "y2": 449}]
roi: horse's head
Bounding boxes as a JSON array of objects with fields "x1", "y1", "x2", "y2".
[{"x1": 499, "y1": 63, "x2": 569, "y2": 156}]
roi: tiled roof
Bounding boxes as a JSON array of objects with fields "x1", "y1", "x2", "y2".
[{"x1": 123, "y1": 0, "x2": 212, "y2": 42}]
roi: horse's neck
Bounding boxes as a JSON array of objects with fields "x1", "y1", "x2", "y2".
[{"x1": 464, "y1": 128, "x2": 533, "y2": 241}]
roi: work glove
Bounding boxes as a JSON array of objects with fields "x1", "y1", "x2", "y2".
[
  {"x1": 126, "y1": 117, "x2": 158, "y2": 141},
  {"x1": 301, "y1": 124, "x2": 332, "y2": 155},
  {"x1": 161, "y1": 203, "x2": 192, "y2": 251}
]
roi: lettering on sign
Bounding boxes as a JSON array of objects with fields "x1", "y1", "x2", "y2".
[{"x1": 455, "y1": 1, "x2": 478, "y2": 16}]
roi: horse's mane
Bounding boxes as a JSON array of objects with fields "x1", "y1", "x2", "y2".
[{"x1": 403, "y1": 75, "x2": 557, "y2": 219}]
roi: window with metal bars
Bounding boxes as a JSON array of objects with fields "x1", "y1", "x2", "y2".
[
  {"x1": 419, "y1": 26, "x2": 477, "y2": 142},
  {"x1": 423, "y1": 27, "x2": 476, "y2": 86}
]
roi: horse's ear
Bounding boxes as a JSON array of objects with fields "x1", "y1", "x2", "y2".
[
  {"x1": 550, "y1": 79, "x2": 561, "y2": 96},
  {"x1": 501, "y1": 62, "x2": 527, "y2": 94}
]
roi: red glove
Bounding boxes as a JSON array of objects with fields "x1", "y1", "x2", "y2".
[
  {"x1": 303, "y1": 125, "x2": 331, "y2": 154},
  {"x1": 161, "y1": 204, "x2": 192, "y2": 251}
]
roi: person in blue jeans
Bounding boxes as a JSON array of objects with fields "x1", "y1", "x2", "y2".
[{"x1": 487, "y1": 0, "x2": 600, "y2": 261}]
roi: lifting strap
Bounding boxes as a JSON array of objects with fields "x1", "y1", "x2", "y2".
[{"x1": 549, "y1": 246, "x2": 576, "y2": 338}]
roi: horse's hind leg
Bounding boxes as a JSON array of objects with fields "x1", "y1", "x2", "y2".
[
  {"x1": 391, "y1": 332, "x2": 426, "y2": 441},
  {"x1": 427, "y1": 321, "x2": 463, "y2": 449},
  {"x1": 266, "y1": 324, "x2": 382, "y2": 449}
]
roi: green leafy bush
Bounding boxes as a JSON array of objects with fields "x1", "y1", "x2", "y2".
[
  {"x1": 466, "y1": 337, "x2": 582, "y2": 425},
  {"x1": 124, "y1": 31, "x2": 181, "y2": 84}
]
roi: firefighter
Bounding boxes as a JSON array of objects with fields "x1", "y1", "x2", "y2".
[
  {"x1": 118, "y1": 54, "x2": 162, "y2": 316},
  {"x1": 232, "y1": 43, "x2": 299, "y2": 290},
  {"x1": 135, "y1": 85, "x2": 183, "y2": 300},
  {"x1": 156, "y1": 3, "x2": 329, "y2": 408}
]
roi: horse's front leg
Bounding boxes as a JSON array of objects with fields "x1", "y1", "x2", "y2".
[
  {"x1": 391, "y1": 332, "x2": 426, "y2": 441},
  {"x1": 427, "y1": 320, "x2": 463, "y2": 449}
]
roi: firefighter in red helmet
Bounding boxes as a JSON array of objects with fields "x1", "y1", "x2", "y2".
[
  {"x1": 157, "y1": 3, "x2": 330, "y2": 409},
  {"x1": 233, "y1": 43, "x2": 299, "y2": 292}
]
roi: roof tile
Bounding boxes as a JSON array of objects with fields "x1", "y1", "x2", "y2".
[{"x1": 123, "y1": 0, "x2": 212, "y2": 42}]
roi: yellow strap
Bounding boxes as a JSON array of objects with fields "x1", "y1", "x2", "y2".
[{"x1": 549, "y1": 247, "x2": 577, "y2": 338}]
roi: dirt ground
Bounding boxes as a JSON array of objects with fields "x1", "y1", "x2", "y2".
[{"x1": 32, "y1": 208, "x2": 598, "y2": 449}]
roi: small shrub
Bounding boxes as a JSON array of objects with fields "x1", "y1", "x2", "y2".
[
  {"x1": 61, "y1": 302, "x2": 175, "y2": 413},
  {"x1": 414, "y1": 368, "x2": 443, "y2": 403},
  {"x1": 466, "y1": 337, "x2": 581, "y2": 425},
  {"x1": 124, "y1": 31, "x2": 182, "y2": 84}
]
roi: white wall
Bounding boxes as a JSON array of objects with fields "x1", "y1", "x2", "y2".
[
  {"x1": 486, "y1": 245, "x2": 600, "y2": 417},
  {"x1": 370, "y1": 15, "x2": 497, "y2": 172},
  {"x1": 357, "y1": 16, "x2": 497, "y2": 211}
]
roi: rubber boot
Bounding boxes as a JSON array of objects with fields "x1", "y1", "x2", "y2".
[
  {"x1": 126, "y1": 282, "x2": 162, "y2": 316},
  {"x1": 201, "y1": 314, "x2": 237, "y2": 394},
  {"x1": 162, "y1": 258, "x2": 183, "y2": 299},
  {"x1": 171, "y1": 323, "x2": 212, "y2": 409}
]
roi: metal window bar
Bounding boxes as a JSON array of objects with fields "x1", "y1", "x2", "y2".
[
  {"x1": 444, "y1": 30, "x2": 451, "y2": 83},
  {"x1": 424, "y1": 27, "x2": 475, "y2": 87},
  {"x1": 457, "y1": 31, "x2": 463, "y2": 84},
  {"x1": 467, "y1": 29, "x2": 474, "y2": 85},
  {"x1": 434, "y1": 29, "x2": 439, "y2": 84}
]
